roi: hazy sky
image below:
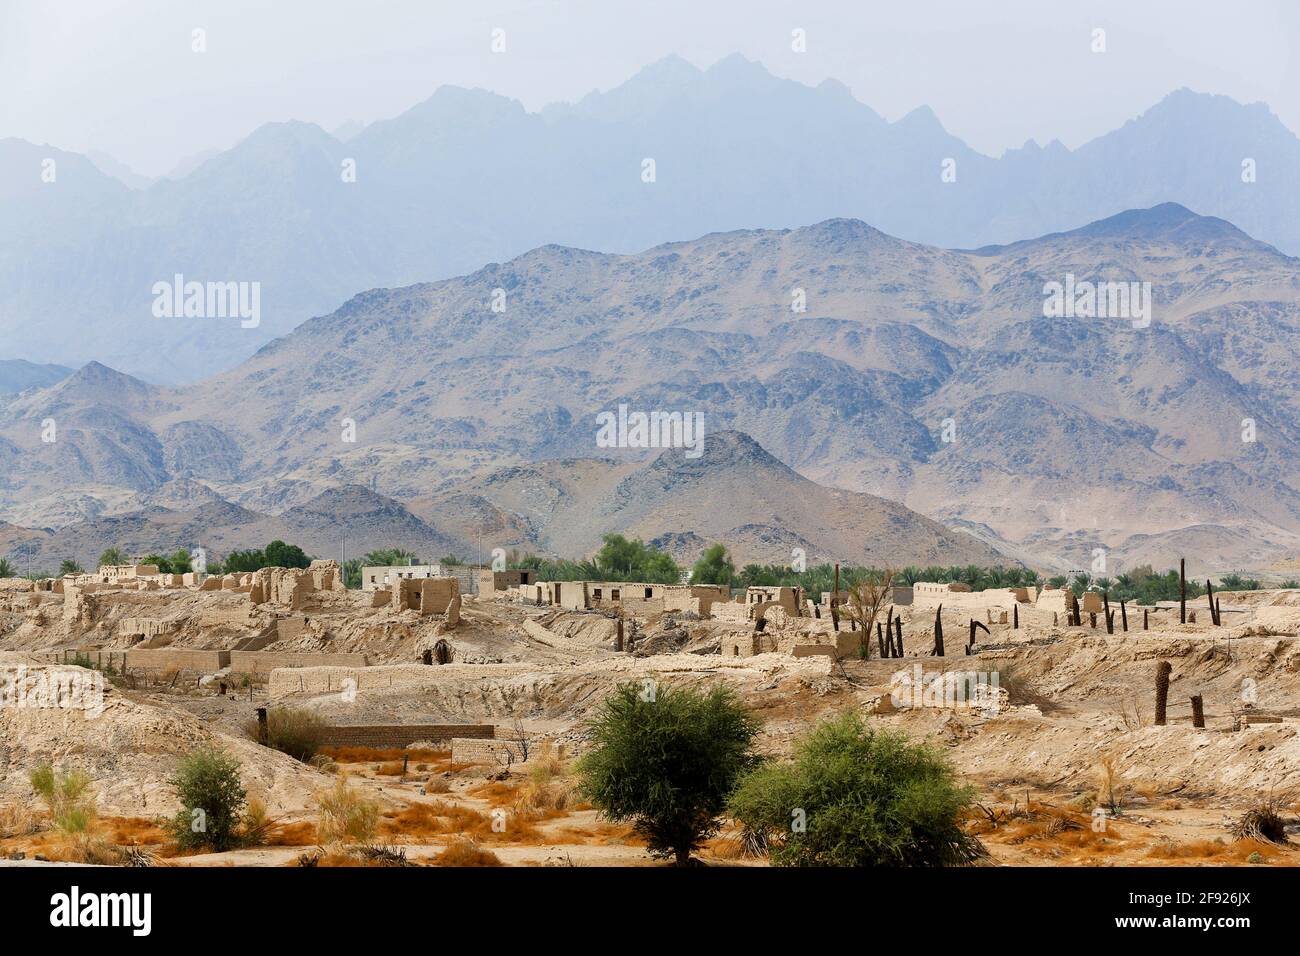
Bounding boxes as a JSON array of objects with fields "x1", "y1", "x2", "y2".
[{"x1": 3, "y1": 0, "x2": 1296, "y2": 177}]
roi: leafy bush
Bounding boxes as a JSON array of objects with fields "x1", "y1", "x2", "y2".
[
  {"x1": 167, "y1": 747, "x2": 247, "y2": 851},
  {"x1": 729, "y1": 712, "x2": 984, "y2": 866},
  {"x1": 576, "y1": 682, "x2": 759, "y2": 865},
  {"x1": 243, "y1": 706, "x2": 328, "y2": 762}
]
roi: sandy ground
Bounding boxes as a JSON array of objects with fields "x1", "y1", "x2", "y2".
[{"x1": 5, "y1": 589, "x2": 1300, "y2": 866}]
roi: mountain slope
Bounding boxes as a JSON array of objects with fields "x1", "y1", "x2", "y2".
[
  {"x1": 3, "y1": 205, "x2": 1298, "y2": 575},
  {"x1": 4, "y1": 58, "x2": 1300, "y2": 381}
]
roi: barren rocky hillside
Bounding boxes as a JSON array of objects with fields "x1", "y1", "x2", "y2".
[{"x1": 2, "y1": 204, "x2": 1298, "y2": 574}]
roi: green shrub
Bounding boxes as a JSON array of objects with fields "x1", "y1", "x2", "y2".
[
  {"x1": 729, "y1": 711, "x2": 984, "y2": 866},
  {"x1": 30, "y1": 764, "x2": 97, "y2": 834},
  {"x1": 167, "y1": 746, "x2": 247, "y2": 851},
  {"x1": 244, "y1": 706, "x2": 327, "y2": 762},
  {"x1": 576, "y1": 682, "x2": 759, "y2": 865}
]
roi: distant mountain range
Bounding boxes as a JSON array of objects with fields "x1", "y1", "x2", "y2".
[
  {"x1": 0, "y1": 433, "x2": 1005, "y2": 573},
  {"x1": 4, "y1": 54, "x2": 1300, "y2": 382},
  {"x1": 0, "y1": 360, "x2": 71, "y2": 396},
  {"x1": 1, "y1": 203, "x2": 1298, "y2": 575}
]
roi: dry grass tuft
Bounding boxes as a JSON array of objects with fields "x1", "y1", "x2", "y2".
[
  {"x1": 315, "y1": 778, "x2": 380, "y2": 847},
  {"x1": 432, "y1": 838, "x2": 504, "y2": 867},
  {"x1": 1232, "y1": 800, "x2": 1290, "y2": 845}
]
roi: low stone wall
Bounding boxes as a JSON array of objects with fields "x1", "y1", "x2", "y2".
[
  {"x1": 229, "y1": 651, "x2": 370, "y2": 675},
  {"x1": 123, "y1": 648, "x2": 231, "y2": 672},
  {"x1": 451, "y1": 736, "x2": 532, "y2": 766},
  {"x1": 320, "y1": 724, "x2": 493, "y2": 749}
]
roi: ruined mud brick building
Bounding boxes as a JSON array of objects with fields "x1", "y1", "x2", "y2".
[
  {"x1": 362, "y1": 562, "x2": 481, "y2": 596},
  {"x1": 478, "y1": 569, "x2": 537, "y2": 594}
]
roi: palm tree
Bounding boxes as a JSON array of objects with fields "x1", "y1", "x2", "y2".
[
  {"x1": 0, "y1": 558, "x2": 15, "y2": 578},
  {"x1": 97, "y1": 547, "x2": 125, "y2": 568},
  {"x1": 895, "y1": 566, "x2": 922, "y2": 586}
]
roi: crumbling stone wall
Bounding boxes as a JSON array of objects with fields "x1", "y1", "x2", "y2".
[{"x1": 124, "y1": 648, "x2": 231, "y2": 672}]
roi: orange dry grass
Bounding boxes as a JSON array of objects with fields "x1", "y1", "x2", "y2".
[
  {"x1": 320, "y1": 746, "x2": 450, "y2": 764},
  {"x1": 102, "y1": 817, "x2": 169, "y2": 846},
  {"x1": 467, "y1": 781, "x2": 520, "y2": 806},
  {"x1": 552, "y1": 823, "x2": 646, "y2": 846},
  {"x1": 432, "y1": 838, "x2": 503, "y2": 867},
  {"x1": 265, "y1": 821, "x2": 318, "y2": 847},
  {"x1": 374, "y1": 761, "x2": 406, "y2": 776},
  {"x1": 379, "y1": 800, "x2": 546, "y2": 843},
  {"x1": 1146, "y1": 838, "x2": 1290, "y2": 863}
]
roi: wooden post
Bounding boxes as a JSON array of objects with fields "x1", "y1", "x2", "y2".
[
  {"x1": 1103, "y1": 592, "x2": 1112, "y2": 633},
  {"x1": 1143, "y1": 608, "x2": 1149, "y2": 630},
  {"x1": 1154, "y1": 661, "x2": 1172, "y2": 726},
  {"x1": 894, "y1": 617, "x2": 904, "y2": 657},
  {"x1": 831, "y1": 563, "x2": 840, "y2": 633},
  {"x1": 1190, "y1": 694, "x2": 1205, "y2": 729},
  {"x1": 933, "y1": 604, "x2": 944, "y2": 657},
  {"x1": 256, "y1": 707, "x2": 269, "y2": 745},
  {"x1": 1013, "y1": 603, "x2": 1019, "y2": 629},
  {"x1": 1089, "y1": 612, "x2": 1096, "y2": 628},
  {"x1": 1179, "y1": 558, "x2": 1186, "y2": 624},
  {"x1": 402, "y1": 754, "x2": 409, "y2": 777},
  {"x1": 1105, "y1": 609, "x2": 1114, "y2": 634},
  {"x1": 1120, "y1": 600, "x2": 1128, "y2": 632},
  {"x1": 876, "y1": 622, "x2": 887, "y2": 658},
  {"x1": 1206, "y1": 580, "x2": 1219, "y2": 626},
  {"x1": 615, "y1": 617, "x2": 624, "y2": 652}
]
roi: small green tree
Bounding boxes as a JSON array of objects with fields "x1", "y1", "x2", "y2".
[
  {"x1": 576, "y1": 682, "x2": 759, "y2": 866},
  {"x1": 729, "y1": 712, "x2": 984, "y2": 866},
  {"x1": 690, "y1": 543, "x2": 735, "y2": 586},
  {"x1": 168, "y1": 747, "x2": 247, "y2": 851},
  {"x1": 342, "y1": 558, "x2": 362, "y2": 589},
  {"x1": 140, "y1": 553, "x2": 173, "y2": 574},
  {"x1": 0, "y1": 558, "x2": 15, "y2": 578},
  {"x1": 97, "y1": 547, "x2": 125, "y2": 568},
  {"x1": 264, "y1": 540, "x2": 311, "y2": 569},
  {"x1": 169, "y1": 549, "x2": 193, "y2": 574},
  {"x1": 362, "y1": 548, "x2": 416, "y2": 568},
  {"x1": 58, "y1": 559, "x2": 84, "y2": 576}
]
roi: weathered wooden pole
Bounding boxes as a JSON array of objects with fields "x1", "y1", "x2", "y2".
[
  {"x1": 615, "y1": 617, "x2": 624, "y2": 652},
  {"x1": 1120, "y1": 600, "x2": 1128, "y2": 632},
  {"x1": 1103, "y1": 592, "x2": 1112, "y2": 633},
  {"x1": 933, "y1": 604, "x2": 945, "y2": 657},
  {"x1": 1154, "y1": 661, "x2": 1172, "y2": 726},
  {"x1": 894, "y1": 616, "x2": 904, "y2": 657},
  {"x1": 1143, "y1": 607, "x2": 1149, "y2": 630},
  {"x1": 831, "y1": 563, "x2": 840, "y2": 632},
  {"x1": 1013, "y1": 603, "x2": 1019, "y2": 629},
  {"x1": 876, "y1": 621, "x2": 887, "y2": 658},
  {"x1": 1190, "y1": 694, "x2": 1205, "y2": 729},
  {"x1": 1179, "y1": 558, "x2": 1186, "y2": 624},
  {"x1": 1206, "y1": 580, "x2": 1219, "y2": 626}
]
